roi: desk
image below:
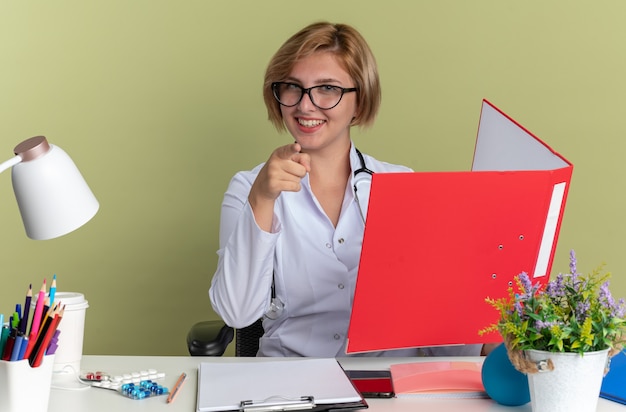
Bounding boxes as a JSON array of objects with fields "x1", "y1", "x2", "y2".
[{"x1": 48, "y1": 356, "x2": 625, "y2": 412}]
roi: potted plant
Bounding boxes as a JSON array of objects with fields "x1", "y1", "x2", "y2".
[{"x1": 480, "y1": 250, "x2": 626, "y2": 412}]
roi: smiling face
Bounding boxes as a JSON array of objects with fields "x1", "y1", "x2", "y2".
[{"x1": 280, "y1": 51, "x2": 358, "y2": 154}]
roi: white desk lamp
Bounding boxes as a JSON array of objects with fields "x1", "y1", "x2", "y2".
[
  {"x1": 0, "y1": 135, "x2": 98, "y2": 390},
  {"x1": 0, "y1": 135, "x2": 99, "y2": 240}
]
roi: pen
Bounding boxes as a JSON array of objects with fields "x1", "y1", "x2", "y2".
[{"x1": 166, "y1": 372, "x2": 187, "y2": 404}]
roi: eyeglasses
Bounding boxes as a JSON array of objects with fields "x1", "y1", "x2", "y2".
[{"x1": 272, "y1": 82, "x2": 357, "y2": 110}]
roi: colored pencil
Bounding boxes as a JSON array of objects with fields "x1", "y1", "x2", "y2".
[
  {"x1": 39, "y1": 297, "x2": 50, "y2": 330},
  {"x1": 49, "y1": 274, "x2": 57, "y2": 307},
  {"x1": 22, "y1": 279, "x2": 47, "y2": 359},
  {"x1": 28, "y1": 279, "x2": 46, "y2": 336},
  {"x1": 167, "y1": 372, "x2": 187, "y2": 403},
  {"x1": 19, "y1": 284, "x2": 32, "y2": 335},
  {"x1": 37, "y1": 302, "x2": 56, "y2": 338},
  {"x1": 30, "y1": 305, "x2": 64, "y2": 368}
]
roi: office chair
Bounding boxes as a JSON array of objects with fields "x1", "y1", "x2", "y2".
[{"x1": 187, "y1": 318, "x2": 264, "y2": 357}]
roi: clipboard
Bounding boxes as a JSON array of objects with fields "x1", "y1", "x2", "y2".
[
  {"x1": 346, "y1": 99, "x2": 573, "y2": 353},
  {"x1": 196, "y1": 358, "x2": 368, "y2": 412}
]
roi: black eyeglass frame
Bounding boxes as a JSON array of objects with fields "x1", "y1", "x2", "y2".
[{"x1": 271, "y1": 82, "x2": 358, "y2": 110}]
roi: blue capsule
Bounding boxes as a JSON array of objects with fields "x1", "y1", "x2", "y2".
[{"x1": 119, "y1": 380, "x2": 169, "y2": 400}]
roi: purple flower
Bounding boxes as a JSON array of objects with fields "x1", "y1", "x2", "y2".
[
  {"x1": 519, "y1": 272, "x2": 532, "y2": 294},
  {"x1": 569, "y1": 249, "x2": 578, "y2": 276},
  {"x1": 600, "y1": 282, "x2": 615, "y2": 306},
  {"x1": 568, "y1": 251, "x2": 582, "y2": 288},
  {"x1": 535, "y1": 320, "x2": 558, "y2": 330},
  {"x1": 517, "y1": 271, "x2": 541, "y2": 301},
  {"x1": 513, "y1": 301, "x2": 524, "y2": 318},
  {"x1": 546, "y1": 273, "x2": 566, "y2": 298},
  {"x1": 575, "y1": 301, "x2": 591, "y2": 322},
  {"x1": 616, "y1": 299, "x2": 626, "y2": 319},
  {"x1": 599, "y1": 281, "x2": 625, "y2": 318}
]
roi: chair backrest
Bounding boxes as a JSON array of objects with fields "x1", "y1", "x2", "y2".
[{"x1": 235, "y1": 318, "x2": 264, "y2": 357}]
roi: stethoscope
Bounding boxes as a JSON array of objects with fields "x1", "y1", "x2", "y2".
[
  {"x1": 353, "y1": 148, "x2": 374, "y2": 224},
  {"x1": 264, "y1": 148, "x2": 373, "y2": 320}
]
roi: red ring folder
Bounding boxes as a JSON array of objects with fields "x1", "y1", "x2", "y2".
[{"x1": 347, "y1": 99, "x2": 573, "y2": 353}]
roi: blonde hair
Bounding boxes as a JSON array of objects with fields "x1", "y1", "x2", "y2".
[{"x1": 263, "y1": 22, "x2": 381, "y2": 131}]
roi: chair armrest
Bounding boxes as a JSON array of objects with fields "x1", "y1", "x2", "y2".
[{"x1": 187, "y1": 320, "x2": 234, "y2": 356}]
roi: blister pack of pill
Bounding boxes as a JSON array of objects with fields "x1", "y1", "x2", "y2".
[
  {"x1": 80, "y1": 369, "x2": 168, "y2": 399},
  {"x1": 119, "y1": 380, "x2": 169, "y2": 399}
]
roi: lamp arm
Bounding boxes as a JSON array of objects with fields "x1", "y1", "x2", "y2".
[{"x1": 0, "y1": 155, "x2": 23, "y2": 175}]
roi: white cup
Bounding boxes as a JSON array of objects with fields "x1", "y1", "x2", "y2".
[
  {"x1": 51, "y1": 292, "x2": 89, "y2": 374},
  {"x1": 31, "y1": 292, "x2": 89, "y2": 374}
]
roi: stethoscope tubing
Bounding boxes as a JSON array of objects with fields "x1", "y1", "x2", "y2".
[
  {"x1": 353, "y1": 148, "x2": 373, "y2": 225},
  {"x1": 265, "y1": 148, "x2": 372, "y2": 320}
]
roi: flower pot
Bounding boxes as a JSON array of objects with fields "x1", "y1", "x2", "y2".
[{"x1": 525, "y1": 348, "x2": 609, "y2": 412}]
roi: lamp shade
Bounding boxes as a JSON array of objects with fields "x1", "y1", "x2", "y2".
[{"x1": 9, "y1": 136, "x2": 99, "y2": 240}]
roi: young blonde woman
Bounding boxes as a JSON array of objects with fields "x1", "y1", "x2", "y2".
[{"x1": 210, "y1": 21, "x2": 483, "y2": 358}]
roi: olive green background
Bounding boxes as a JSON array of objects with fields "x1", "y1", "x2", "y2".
[{"x1": 1, "y1": 1, "x2": 625, "y2": 356}]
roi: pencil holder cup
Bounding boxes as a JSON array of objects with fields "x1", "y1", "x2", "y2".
[{"x1": 0, "y1": 355, "x2": 55, "y2": 412}]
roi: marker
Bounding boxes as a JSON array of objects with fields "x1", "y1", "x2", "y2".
[
  {"x1": 0, "y1": 324, "x2": 9, "y2": 357},
  {"x1": 18, "y1": 336, "x2": 28, "y2": 359},
  {"x1": 166, "y1": 372, "x2": 187, "y2": 404},
  {"x1": 46, "y1": 330, "x2": 60, "y2": 355},
  {"x1": 2, "y1": 330, "x2": 16, "y2": 361},
  {"x1": 14, "y1": 305, "x2": 21, "y2": 326},
  {"x1": 11, "y1": 311, "x2": 20, "y2": 330},
  {"x1": 10, "y1": 334, "x2": 24, "y2": 361}
]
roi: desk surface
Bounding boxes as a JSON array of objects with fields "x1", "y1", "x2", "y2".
[{"x1": 48, "y1": 356, "x2": 625, "y2": 412}]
